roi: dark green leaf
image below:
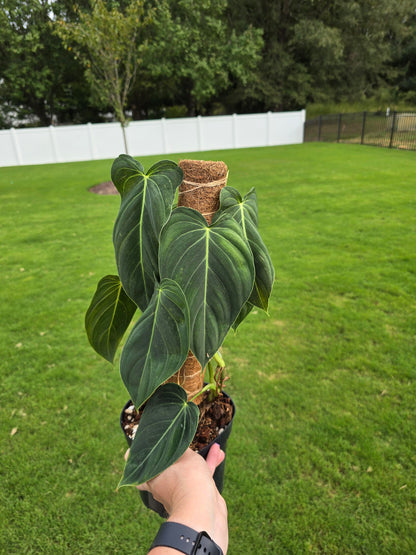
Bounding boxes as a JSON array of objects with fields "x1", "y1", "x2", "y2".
[
  {"x1": 85, "y1": 275, "x2": 137, "y2": 363},
  {"x1": 111, "y1": 155, "x2": 145, "y2": 195},
  {"x1": 159, "y1": 207, "x2": 255, "y2": 368},
  {"x1": 219, "y1": 185, "x2": 258, "y2": 226},
  {"x1": 112, "y1": 155, "x2": 183, "y2": 311},
  {"x1": 217, "y1": 186, "x2": 275, "y2": 312},
  {"x1": 120, "y1": 279, "x2": 190, "y2": 408},
  {"x1": 232, "y1": 301, "x2": 254, "y2": 331},
  {"x1": 119, "y1": 383, "x2": 199, "y2": 487}
]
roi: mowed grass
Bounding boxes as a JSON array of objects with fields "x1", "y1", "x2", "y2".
[{"x1": 0, "y1": 143, "x2": 415, "y2": 554}]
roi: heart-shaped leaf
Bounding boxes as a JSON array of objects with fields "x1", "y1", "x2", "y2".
[
  {"x1": 112, "y1": 156, "x2": 183, "y2": 311},
  {"x1": 219, "y1": 184, "x2": 258, "y2": 226},
  {"x1": 85, "y1": 275, "x2": 137, "y2": 363},
  {"x1": 111, "y1": 155, "x2": 145, "y2": 196},
  {"x1": 119, "y1": 383, "x2": 199, "y2": 487},
  {"x1": 120, "y1": 278, "x2": 190, "y2": 408},
  {"x1": 217, "y1": 186, "x2": 275, "y2": 312},
  {"x1": 159, "y1": 207, "x2": 255, "y2": 368}
]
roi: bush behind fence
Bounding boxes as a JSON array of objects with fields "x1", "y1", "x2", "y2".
[{"x1": 304, "y1": 111, "x2": 416, "y2": 151}]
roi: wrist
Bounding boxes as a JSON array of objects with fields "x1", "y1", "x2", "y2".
[
  {"x1": 149, "y1": 522, "x2": 223, "y2": 555},
  {"x1": 164, "y1": 483, "x2": 219, "y2": 536},
  {"x1": 166, "y1": 494, "x2": 227, "y2": 554},
  {"x1": 167, "y1": 511, "x2": 216, "y2": 543}
]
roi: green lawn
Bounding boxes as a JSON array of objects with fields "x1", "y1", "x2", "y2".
[{"x1": 1, "y1": 143, "x2": 415, "y2": 554}]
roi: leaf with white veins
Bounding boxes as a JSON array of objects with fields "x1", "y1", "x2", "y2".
[
  {"x1": 85, "y1": 275, "x2": 136, "y2": 362},
  {"x1": 159, "y1": 207, "x2": 255, "y2": 368},
  {"x1": 216, "y1": 186, "x2": 275, "y2": 312},
  {"x1": 112, "y1": 156, "x2": 183, "y2": 311},
  {"x1": 120, "y1": 278, "x2": 190, "y2": 408},
  {"x1": 119, "y1": 383, "x2": 199, "y2": 486}
]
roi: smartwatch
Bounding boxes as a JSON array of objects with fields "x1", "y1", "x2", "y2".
[{"x1": 149, "y1": 521, "x2": 223, "y2": 555}]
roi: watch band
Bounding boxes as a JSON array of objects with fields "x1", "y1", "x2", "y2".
[{"x1": 149, "y1": 521, "x2": 223, "y2": 555}]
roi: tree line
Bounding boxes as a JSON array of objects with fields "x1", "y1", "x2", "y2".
[{"x1": 1, "y1": 0, "x2": 415, "y2": 129}]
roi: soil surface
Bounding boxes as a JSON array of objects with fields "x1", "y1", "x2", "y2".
[
  {"x1": 121, "y1": 392, "x2": 233, "y2": 452},
  {"x1": 89, "y1": 181, "x2": 119, "y2": 195}
]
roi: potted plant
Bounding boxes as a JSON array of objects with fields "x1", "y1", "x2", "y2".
[{"x1": 85, "y1": 154, "x2": 274, "y2": 506}]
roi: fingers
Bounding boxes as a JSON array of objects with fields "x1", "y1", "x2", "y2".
[
  {"x1": 124, "y1": 444, "x2": 225, "y2": 483},
  {"x1": 124, "y1": 448, "x2": 143, "y2": 490},
  {"x1": 205, "y1": 443, "x2": 225, "y2": 476}
]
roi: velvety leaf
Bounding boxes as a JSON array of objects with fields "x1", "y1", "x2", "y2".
[
  {"x1": 219, "y1": 185, "x2": 258, "y2": 226},
  {"x1": 119, "y1": 383, "x2": 199, "y2": 486},
  {"x1": 111, "y1": 155, "x2": 145, "y2": 195},
  {"x1": 159, "y1": 207, "x2": 255, "y2": 368},
  {"x1": 120, "y1": 278, "x2": 190, "y2": 408},
  {"x1": 112, "y1": 155, "x2": 183, "y2": 311},
  {"x1": 232, "y1": 301, "x2": 254, "y2": 331},
  {"x1": 85, "y1": 275, "x2": 137, "y2": 363},
  {"x1": 217, "y1": 186, "x2": 275, "y2": 312}
]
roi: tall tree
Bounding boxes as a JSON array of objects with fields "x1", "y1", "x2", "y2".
[
  {"x1": 55, "y1": 0, "x2": 153, "y2": 152},
  {"x1": 396, "y1": 11, "x2": 416, "y2": 103},
  {"x1": 139, "y1": 0, "x2": 263, "y2": 116},
  {"x1": 0, "y1": 0, "x2": 94, "y2": 128},
  {"x1": 225, "y1": 0, "x2": 416, "y2": 111}
]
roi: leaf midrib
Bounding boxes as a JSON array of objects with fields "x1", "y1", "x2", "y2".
[
  {"x1": 136, "y1": 401, "x2": 189, "y2": 473},
  {"x1": 202, "y1": 228, "x2": 210, "y2": 359},
  {"x1": 105, "y1": 281, "x2": 122, "y2": 356},
  {"x1": 138, "y1": 286, "x2": 161, "y2": 398},
  {"x1": 139, "y1": 176, "x2": 148, "y2": 300}
]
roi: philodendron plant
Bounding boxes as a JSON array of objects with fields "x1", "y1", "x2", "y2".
[{"x1": 85, "y1": 154, "x2": 274, "y2": 487}]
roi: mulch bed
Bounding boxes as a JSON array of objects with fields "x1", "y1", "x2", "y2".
[
  {"x1": 121, "y1": 392, "x2": 233, "y2": 452},
  {"x1": 89, "y1": 181, "x2": 119, "y2": 195}
]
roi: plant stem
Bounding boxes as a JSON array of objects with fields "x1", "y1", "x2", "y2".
[
  {"x1": 207, "y1": 360, "x2": 217, "y2": 402},
  {"x1": 208, "y1": 359, "x2": 215, "y2": 384},
  {"x1": 213, "y1": 351, "x2": 225, "y2": 368},
  {"x1": 189, "y1": 383, "x2": 216, "y2": 404}
]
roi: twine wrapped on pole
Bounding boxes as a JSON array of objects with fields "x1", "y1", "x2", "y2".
[
  {"x1": 177, "y1": 159, "x2": 228, "y2": 225},
  {"x1": 165, "y1": 160, "x2": 228, "y2": 402}
]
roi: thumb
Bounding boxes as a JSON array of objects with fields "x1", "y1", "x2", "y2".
[{"x1": 205, "y1": 443, "x2": 225, "y2": 476}]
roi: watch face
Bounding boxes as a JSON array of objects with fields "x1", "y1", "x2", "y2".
[{"x1": 193, "y1": 531, "x2": 223, "y2": 555}]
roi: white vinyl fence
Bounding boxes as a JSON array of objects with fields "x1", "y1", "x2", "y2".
[{"x1": 0, "y1": 110, "x2": 305, "y2": 167}]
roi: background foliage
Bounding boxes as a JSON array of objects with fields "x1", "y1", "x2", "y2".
[{"x1": 1, "y1": 0, "x2": 416, "y2": 128}]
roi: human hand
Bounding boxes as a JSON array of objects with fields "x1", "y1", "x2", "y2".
[{"x1": 126, "y1": 444, "x2": 228, "y2": 554}]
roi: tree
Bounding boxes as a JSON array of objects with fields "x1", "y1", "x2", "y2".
[
  {"x1": 2, "y1": 0, "x2": 414, "y2": 129},
  {"x1": 54, "y1": 0, "x2": 153, "y2": 152},
  {"x1": 225, "y1": 0, "x2": 416, "y2": 112},
  {"x1": 139, "y1": 0, "x2": 263, "y2": 116},
  {"x1": 0, "y1": 0, "x2": 95, "y2": 128},
  {"x1": 396, "y1": 11, "x2": 416, "y2": 103},
  {"x1": 316, "y1": 0, "x2": 416, "y2": 100}
]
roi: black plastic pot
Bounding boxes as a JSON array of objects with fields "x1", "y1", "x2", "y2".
[{"x1": 120, "y1": 392, "x2": 235, "y2": 518}]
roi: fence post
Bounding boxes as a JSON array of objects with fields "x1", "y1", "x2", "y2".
[
  {"x1": 318, "y1": 115, "x2": 322, "y2": 141},
  {"x1": 232, "y1": 113, "x2": 238, "y2": 148},
  {"x1": 361, "y1": 111, "x2": 367, "y2": 145},
  {"x1": 196, "y1": 115, "x2": 203, "y2": 151},
  {"x1": 389, "y1": 111, "x2": 397, "y2": 148},
  {"x1": 49, "y1": 125, "x2": 60, "y2": 162},
  {"x1": 337, "y1": 113, "x2": 342, "y2": 142},
  {"x1": 161, "y1": 117, "x2": 168, "y2": 154},
  {"x1": 10, "y1": 128, "x2": 23, "y2": 165},
  {"x1": 267, "y1": 111, "x2": 272, "y2": 145}
]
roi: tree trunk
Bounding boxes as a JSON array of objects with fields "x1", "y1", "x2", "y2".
[
  {"x1": 120, "y1": 121, "x2": 129, "y2": 154},
  {"x1": 165, "y1": 159, "x2": 228, "y2": 403}
]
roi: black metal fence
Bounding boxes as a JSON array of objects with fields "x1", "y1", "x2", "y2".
[{"x1": 304, "y1": 111, "x2": 416, "y2": 151}]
